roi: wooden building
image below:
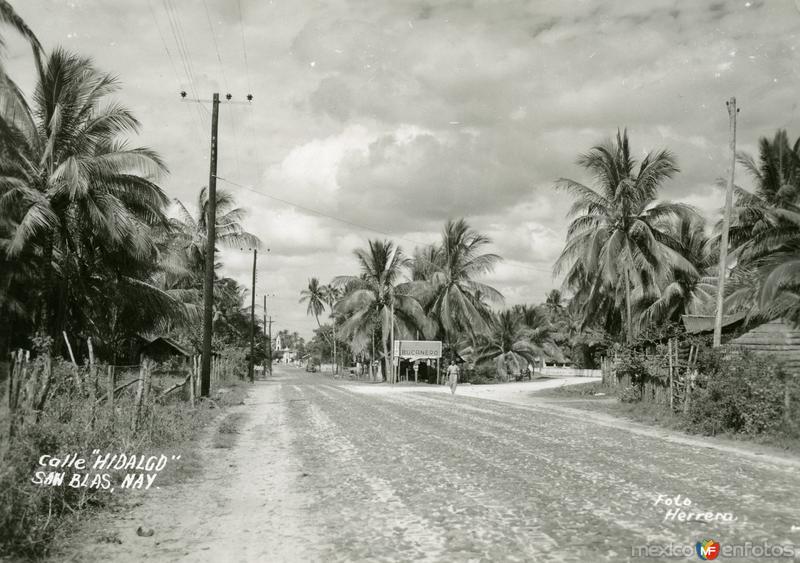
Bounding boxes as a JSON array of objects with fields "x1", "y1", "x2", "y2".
[{"x1": 730, "y1": 319, "x2": 800, "y2": 375}]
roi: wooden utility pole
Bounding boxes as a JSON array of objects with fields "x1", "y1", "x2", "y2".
[
  {"x1": 200, "y1": 93, "x2": 220, "y2": 397},
  {"x1": 263, "y1": 294, "x2": 267, "y2": 377},
  {"x1": 714, "y1": 97, "x2": 738, "y2": 348},
  {"x1": 267, "y1": 316, "x2": 274, "y2": 376},
  {"x1": 249, "y1": 248, "x2": 257, "y2": 382}
]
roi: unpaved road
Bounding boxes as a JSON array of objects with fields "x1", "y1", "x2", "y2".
[{"x1": 60, "y1": 366, "x2": 800, "y2": 562}]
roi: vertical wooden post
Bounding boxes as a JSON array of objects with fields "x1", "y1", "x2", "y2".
[
  {"x1": 16, "y1": 350, "x2": 28, "y2": 417},
  {"x1": 7, "y1": 351, "x2": 19, "y2": 438},
  {"x1": 189, "y1": 358, "x2": 196, "y2": 407},
  {"x1": 714, "y1": 97, "x2": 738, "y2": 348},
  {"x1": 784, "y1": 377, "x2": 792, "y2": 427},
  {"x1": 107, "y1": 365, "x2": 114, "y2": 412},
  {"x1": 667, "y1": 340, "x2": 674, "y2": 411},
  {"x1": 145, "y1": 360, "x2": 152, "y2": 399},
  {"x1": 133, "y1": 360, "x2": 145, "y2": 432}
]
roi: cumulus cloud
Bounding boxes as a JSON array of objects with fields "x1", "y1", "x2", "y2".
[{"x1": 9, "y1": 0, "x2": 800, "y2": 337}]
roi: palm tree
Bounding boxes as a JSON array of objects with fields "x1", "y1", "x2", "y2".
[
  {"x1": 640, "y1": 214, "x2": 717, "y2": 326},
  {"x1": 0, "y1": 0, "x2": 44, "y2": 77},
  {"x1": 334, "y1": 239, "x2": 433, "y2": 383},
  {"x1": 544, "y1": 289, "x2": 564, "y2": 321},
  {"x1": 325, "y1": 284, "x2": 344, "y2": 374},
  {"x1": 412, "y1": 219, "x2": 503, "y2": 354},
  {"x1": 170, "y1": 187, "x2": 260, "y2": 284},
  {"x1": 299, "y1": 277, "x2": 328, "y2": 330},
  {"x1": 463, "y1": 309, "x2": 563, "y2": 381},
  {"x1": 554, "y1": 129, "x2": 698, "y2": 343},
  {"x1": 0, "y1": 48, "x2": 173, "y2": 349},
  {"x1": 727, "y1": 130, "x2": 800, "y2": 323}
]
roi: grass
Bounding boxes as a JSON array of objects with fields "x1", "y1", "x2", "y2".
[
  {"x1": 533, "y1": 381, "x2": 609, "y2": 399},
  {"x1": 0, "y1": 363, "x2": 251, "y2": 560},
  {"x1": 212, "y1": 412, "x2": 249, "y2": 449}
]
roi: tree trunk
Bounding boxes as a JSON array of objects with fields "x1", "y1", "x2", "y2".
[
  {"x1": 625, "y1": 267, "x2": 633, "y2": 345},
  {"x1": 381, "y1": 334, "x2": 390, "y2": 383}
]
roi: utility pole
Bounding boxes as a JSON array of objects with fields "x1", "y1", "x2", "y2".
[
  {"x1": 263, "y1": 294, "x2": 267, "y2": 377},
  {"x1": 268, "y1": 316, "x2": 274, "y2": 375},
  {"x1": 200, "y1": 93, "x2": 220, "y2": 397},
  {"x1": 714, "y1": 97, "x2": 738, "y2": 348},
  {"x1": 181, "y1": 91, "x2": 253, "y2": 395},
  {"x1": 248, "y1": 248, "x2": 257, "y2": 382}
]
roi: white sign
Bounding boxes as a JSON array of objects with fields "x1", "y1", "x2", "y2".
[{"x1": 392, "y1": 340, "x2": 442, "y2": 359}]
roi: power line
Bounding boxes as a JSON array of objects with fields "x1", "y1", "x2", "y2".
[
  {"x1": 147, "y1": 0, "x2": 206, "y2": 141},
  {"x1": 202, "y1": 0, "x2": 244, "y2": 180},
  {"x1": 215, "y1": 176, "x2": 555, "y2": 275},
  {"x1": 164, "y1": 0, "x2": 207, "y2": 126},
  {"x1": 236, "y1": 0, "x2": 252, "y2": 94},
  {"x1": 161, "y1": 0, "x2": 205, "y2": 128}
]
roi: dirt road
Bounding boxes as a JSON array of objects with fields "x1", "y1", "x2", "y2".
[{"x1": 60, "y1": 366, "x2": 800, "y2": 562}]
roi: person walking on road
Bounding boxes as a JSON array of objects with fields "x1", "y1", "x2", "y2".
[{"x1": 447, "y1": 360, "x2": 460, "y2": 395}]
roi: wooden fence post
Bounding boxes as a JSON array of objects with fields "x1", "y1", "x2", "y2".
[
  {"x1": 667, "y1": 339, "x2": 674, "y2": 411},
  {"x1": 133, "y1": 360, "x2": 145, "y2": 432},
  {"x1": 145, "y1": 360, "x2": 152, "y2": 399},
  {"x1": 88, "y1": 339, "x2": 96, "y2": 429},
  {"x1": 107, "y1": 365, "x2": 115, "y2": 414},
  {"x1": 7, "y1": 351, "x2": 19, "y2": 438},
  {"x1": 189, "y1": 356, "x2": 196, "y2": 407},
  {"x1": 785, "y1": 377, "x2": 792, "y2": 427}
]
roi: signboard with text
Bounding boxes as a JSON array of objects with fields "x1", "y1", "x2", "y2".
[{"x1": 393, "y1": 340, "x2": 443, "y2": 359}]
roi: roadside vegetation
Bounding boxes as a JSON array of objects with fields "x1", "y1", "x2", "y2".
[{"x1": 0, "y1": 5, "x2": 260, "y2": 559}]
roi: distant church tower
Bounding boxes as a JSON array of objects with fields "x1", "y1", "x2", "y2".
[{"x1": 275, "y1": 334, "x2": 283, "y2": 351}]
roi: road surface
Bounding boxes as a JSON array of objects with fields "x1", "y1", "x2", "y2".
[{"x1": 62, "y1": 366, "x2": 800, "y2": 562}]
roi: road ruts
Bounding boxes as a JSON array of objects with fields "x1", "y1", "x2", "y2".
[
  {"x1": 276, "y1": 369, "x2": 800, "y2": 562},
  {"x1": 56, "y1": 366, "x2": 800, "y2": 563}
]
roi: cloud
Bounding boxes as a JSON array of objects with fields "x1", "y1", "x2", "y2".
[{"x1": 8, "y1": 0, "x2": 800, "y2": 338}]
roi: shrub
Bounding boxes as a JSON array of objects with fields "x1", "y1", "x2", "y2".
[
  {"x1": 462, "y1": 363, "x2": 496, "y2": 385},
  {"x1": 688, "y1": 348, "x2": 795, "y2": 437},
  {"x1": 613, "y1": 348, "x2": 650, "y2": 389},
  {"x1": 619, "y1": 385, "x2": 642, "y2": 403},
  {"x1": 0, "y1": 356, "x2": 247, "y2": 559}
]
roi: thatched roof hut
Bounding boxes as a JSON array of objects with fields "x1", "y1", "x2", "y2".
[{"x1": 730, "y1": 319, "x2": 800, "y2": 375}]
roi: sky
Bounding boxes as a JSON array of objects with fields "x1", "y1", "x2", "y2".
[{"x1": 4, "y1": 0, "x2": 800, "y2": 339}]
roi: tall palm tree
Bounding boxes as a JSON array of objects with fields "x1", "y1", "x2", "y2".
[
  {"x1": 299, "y1": 277, "x2": 328, "y2": 330},
  {"x1": 170, "y1": 187, "x2": 260, "y2": 284},
  {"x1": 334, "y1": 239, "x2": 433, "y2": 383},
  {"x1": 413, "y1": 219, "x2": 503, "y2": 353},
  {"x1": 325, "y1": 283, "x2": 344, "y2": 373},
  {"x1": 0, "y1": 48, "x2": 172, "y2": 348},
  {"x1": 554, "y1": 129, "x2": 698, "y2": 343}
]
